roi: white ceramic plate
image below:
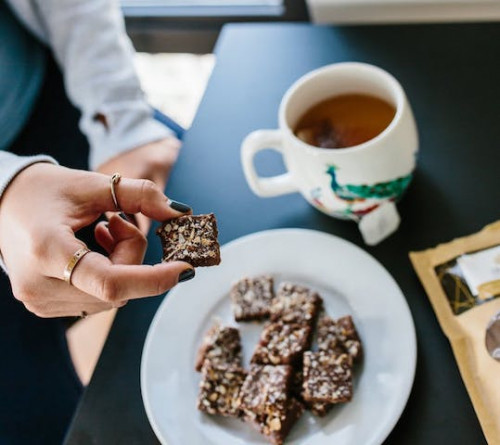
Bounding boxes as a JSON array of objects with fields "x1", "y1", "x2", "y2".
[{"x1": 141, "y1": 229, "x2": 416, "y2": 445}]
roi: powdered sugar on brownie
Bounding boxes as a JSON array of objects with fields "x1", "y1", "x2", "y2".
[
  {"x1": 270, "y1": 283, "x2": 322, "y2": 326},
  {"x1": 230, "y1": 276, "x2": 275, "y2": 321},
  {"x1": 302, "y1": 351, "x2": 353, "y2": 404},
  {"x1": 195, "y1": 323, "x2": 242, "y2": 372},
  {"x1": 251, "y1": 322, "x2": 311, "y2": 366}
]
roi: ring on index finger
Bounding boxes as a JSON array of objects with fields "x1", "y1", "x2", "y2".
[
  {"x1": 110, "y1": 172, "x2": 122, "y2": 212},
  {"x1": 63, "y1": 247, "x2": 91, "y2": 285},
  {"x1": 109, "y1": 173, "x2": 137, "y2": 226}
]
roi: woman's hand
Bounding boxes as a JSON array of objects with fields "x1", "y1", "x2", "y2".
[
  {"x1": 96, "y1": 137, "x2": 181, "y2": 234},
  {"x1": 0, "y1": 162, "x2": 192, "y2": 318}
]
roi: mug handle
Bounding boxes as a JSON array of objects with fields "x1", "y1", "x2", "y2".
[{"x1": 241, "y1": 130, "x2": 299, "y2": 197}]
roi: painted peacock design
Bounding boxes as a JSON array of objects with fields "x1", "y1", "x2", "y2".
[{"x1": 326, "y1": 165, "x2": 412, "y2": 202}]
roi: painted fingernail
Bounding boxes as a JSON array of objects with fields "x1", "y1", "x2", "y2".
[
  {"x1": 169, "y1": 200, "x2": 192, "y2": 213},
  {"x1": 178, "y1": 268, "x2": 195, "y2": 283}
]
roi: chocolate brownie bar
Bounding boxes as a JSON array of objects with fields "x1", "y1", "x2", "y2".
[
  {"x1": 335, "y1": 315, "x2": 363, "y2": 361},
  {"x1": 156, "y1": 213, "x2": 220, "y2": 267},
  {"x1": 240, "y1": 365, "x2": 301, "y2": 445},
  {"x1": 317, "y1": 315, "x2": 344, "y2": 354},
  {"x1": 251, "y1": 322, "x2": 311, "y2": 366},
  {"x1": 307, "y1": 316, "x2": 360, "y2": 416},
  {"x1": 270, "y1": 283, "x2": 322, "y2": 327},
  {"x1": 245, "y1": 398, "x2": 304, "y2": 445},
  {"x1": 302, "y1": 351, "x2": 353, "y2": 404},
  {"x1": 195, "y1": 323, "x2": 242, "y2": 372},
  {"x1": 230, "y1": 275, "x2": 275, "y2": 321},
  {"x1": 240, "y1": 364, "x2": 292, "y2": 415},
  {"x1": 197, "y1": 361, "x2": 246, "y2": 417}
]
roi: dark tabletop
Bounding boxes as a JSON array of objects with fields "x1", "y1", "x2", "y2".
[{"x1": 65, "y1": 22, "x2": 500, "y2": 444}]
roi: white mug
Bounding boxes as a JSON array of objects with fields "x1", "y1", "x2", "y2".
[{"x1": 241, "y1": 62, "x2": 418, "y2": 245}]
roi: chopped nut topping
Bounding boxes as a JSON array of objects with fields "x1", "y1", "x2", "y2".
[
  {"x1": 157, "y1": 213, "x2": 221, "y2": 267},
  {"x1": 302, "y1": 351, "x2": 353, "y2": 404},
  {"x1": 335, "y1": 315, "x2": 363, "y2": 361},
  {"x1": 251, "y1": 322, "x2": 311, "y2": 366},
  {"x1": 270, "y1": 282, "x2": 322, "y2": 327},
  {"x1": 197, "y1": 362, "x2": 246, "y2": 417},
  {"x1": 230, "y1": 276, "x2": 275, "y2": 321},
  {"x1": 195, "y1": 323, "x2": 242, "y2": 372}
]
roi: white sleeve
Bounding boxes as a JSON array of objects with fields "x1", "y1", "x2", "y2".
[
  {"x1": 6, "y1": 0, "x2": 173, "y2": 171},
  {"x1": 0, "y1": 152, "x2": 58, "y2": 199}
]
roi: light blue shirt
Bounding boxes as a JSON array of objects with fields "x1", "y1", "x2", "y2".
[{"x1": 0, "y1": 1, "x2": 45, "y2": 150}]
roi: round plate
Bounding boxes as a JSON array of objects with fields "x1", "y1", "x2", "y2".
[{"x1": 141, "y1": 229, "x2": 416, "y2": 445}]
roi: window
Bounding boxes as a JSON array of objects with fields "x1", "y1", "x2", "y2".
[
  {"x1": 122, "y1": 1, "x2": 285, "y2": 17},
  {"x1": 123, "y1": 0, "x2": 308, "y2": 53}
]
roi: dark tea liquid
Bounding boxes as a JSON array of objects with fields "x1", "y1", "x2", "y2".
[{"x1": 294, "y1": 94, "x2": 396, "y2": 149}]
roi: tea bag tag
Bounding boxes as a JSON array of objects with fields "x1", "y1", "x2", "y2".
[{"x1": 358, "y1": 201, "x2": 400, "y2": 246}]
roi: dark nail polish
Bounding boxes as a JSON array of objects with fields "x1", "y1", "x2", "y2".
[
  {"x1": 178, "y1": 268, "x2": 195, "y2": 283},
  {"x1": 118, "y1": 212, "x2": 138, "y2": 227},
  {"x1": 169, "y1": 200, "x2": 192, "y2": 213}
]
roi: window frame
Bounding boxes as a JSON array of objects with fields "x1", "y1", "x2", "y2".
[{"x1": 124, "y1": 0, "x2": 309, "y2": 53}]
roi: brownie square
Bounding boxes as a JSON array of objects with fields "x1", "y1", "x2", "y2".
[
  {"x1": 251, "y1": 322, "x2": 311, "y2": 366},
  {"x1": 239, "y1": 364, "x2": 292, "y2": 416},
  {"x1": 317, "y1": 315, "x2": 344, "y2": 354},
  {"x1": 302, "y1": 351, "x2": 353, "y2": 404},
  {"x1": 156, "y1": 213, "x2": 221, "y2": 267},
  {"x1": 230, "y1": 275, "x2": 275, "y2": 321},
  {"x1": 335, "y1": 315, "x2": 363, "y2": 361},
  {"x1": 197, "y1": 362, "x2": 246, "y2": 417},
  {"x1": 195, "y1": 323, "x2": 242, "y2": 372},
  {"x1": 246, "y1": 398, "x2": 304, "y2": 445},
  {"x1": 240, "y1": 365, "x2": 300, "y2": 445},
  {"x1": 270, "y1": 283, "x2": 322, "y2": 326}
]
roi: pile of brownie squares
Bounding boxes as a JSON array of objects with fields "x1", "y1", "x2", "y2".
[{"x1": 195, "y1": 276, "x2": 362, "y2": 445}]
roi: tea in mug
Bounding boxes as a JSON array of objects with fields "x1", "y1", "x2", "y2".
[{"x1": 294, "y1": 94, "x2": 396, "y2": 149}]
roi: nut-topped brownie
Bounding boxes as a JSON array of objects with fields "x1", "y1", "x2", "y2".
[
  {"x1": 197, "y1": 361, "x2": 247, "y2": 417},
  {"x1": 302, "y1": 351, "x2": 353, "y2": 404},
  {"x1": 230, "y1": 275, "x2": 275, "y2": 321},
  {"x1": 240, "y1": 364, "x2": 292, "y2": 416},
  {"x1": 156, "y1": 213, "x2": 221, "y2": 267},
  {"x1": 316, "y1": 315, "x2": 345, "y2": 354},
  {"x1": 240, "y1": 364, "x2": 302, "y2": 445},
  {"x1": 251, "y1": 322, "x2": 311, "y2": 366},
  {"x1": 270, "y1": 283, "x2": 322, "y2": 327},
  {"x1": 246, "y1": 398, "x2": 304, "y2": 445},
  {"x1": 195, "y1": 323, "x2": 242, "y2": 372},
  {"x1": 335, "y1": 315, "x2": 363, "y2": 361}
]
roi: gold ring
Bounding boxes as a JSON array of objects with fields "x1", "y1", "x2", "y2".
[
  {"x1": 63, "y1": 247, "x2": 91, "y2": 285},
  {"x1": 110, "y1": 172, "x2": 122, "y2": 212}
]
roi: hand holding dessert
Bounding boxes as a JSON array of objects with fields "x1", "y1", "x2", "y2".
[{"x1": 0, "y1": 163, "x2": 195, "y2": 317}]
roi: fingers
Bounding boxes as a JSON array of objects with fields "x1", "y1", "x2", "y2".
[
  {"x1": 94, "y1": 214, "x2": 147, "y2": 264},
  {"x1": 70, "y1": 253, "x2": 192, "y2": 303},
  {"x1": 84, "y1": 173, "x2": 191, "y2": 222},
  {"x1": 43, "y1": 216, "x2": 192, "y2": 306}
]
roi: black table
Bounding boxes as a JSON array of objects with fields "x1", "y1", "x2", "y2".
[{"x1": 66, "y1": 22, "x2": 499, "y2": 444}]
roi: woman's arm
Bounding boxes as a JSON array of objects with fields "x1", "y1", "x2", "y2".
[{"x1": 6, "y1": 0, "x2": 173, "y2": 170}]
